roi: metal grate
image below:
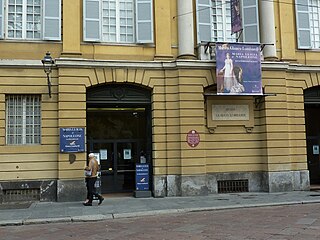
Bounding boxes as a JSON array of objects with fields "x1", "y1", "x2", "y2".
[
  {"x1": 3, "y1": 189, "x2": 40, "y2": 202},
  {"x1": 218, "y1": 180, "x2": 249, "y2": 193}
]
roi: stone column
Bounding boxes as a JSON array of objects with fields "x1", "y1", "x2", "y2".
[
  {"x1": 259, "y1": 1, "x2": 277, "y2": 60},
  {"x1": 178, "y1": 0, "x2": 195, "y2": 59}
]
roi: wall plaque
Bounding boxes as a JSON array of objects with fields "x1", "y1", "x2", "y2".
[
  {"x1": 212, "y1": 104, "x2": 249, "y2": 121},
  {"x1": 60, "y1": 128, "x2": 85, "y2": 153},
  {"x1": 206, "y1": 97, "x2": 254, "y2": 132},
  {"x1": 186, "y1": 130, "x2": 200, "y2": 147}
]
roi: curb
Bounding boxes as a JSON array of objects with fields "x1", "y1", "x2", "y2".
[{"x1": 1, "y1": 199, "x2": 320, "y2": 226}]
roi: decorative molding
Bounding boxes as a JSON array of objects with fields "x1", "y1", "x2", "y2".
[{"x1": 1, "y1": 58, "x2": 320, "y2": 73}]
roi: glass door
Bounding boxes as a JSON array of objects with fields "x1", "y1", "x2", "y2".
[
  {"x1": 115, "y1": 141, "x2": 138, "y2": 192},
  {"x1": 88, "y1": 140, "x2": 142, "y2": 193}
]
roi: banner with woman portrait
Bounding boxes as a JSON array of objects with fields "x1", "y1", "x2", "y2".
[{"x1": 216, "y1": 43, "x2": 262, "y2": 95}]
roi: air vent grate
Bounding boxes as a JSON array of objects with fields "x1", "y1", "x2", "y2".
[
  {"x1": 218, "y1": 180, "x2": 248, "y2": 193},
  {"x1": 3, "y1": 189, "x2": 40, "y2": 202}
]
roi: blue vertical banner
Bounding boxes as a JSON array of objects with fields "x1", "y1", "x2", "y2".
[
  {"x1": 216, "y1": 43, "x2": 262, "y2": 95},
  {"x1": 136, "y1": 164, "x2": 149, "y2": 191},
  {"x1": 231, "y1": 0, "x2": 242, "y2": 34}
]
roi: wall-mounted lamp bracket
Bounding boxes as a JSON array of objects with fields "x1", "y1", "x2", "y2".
[{"x1": 41, "y1": 52, "x2": 55, "y2": 98}]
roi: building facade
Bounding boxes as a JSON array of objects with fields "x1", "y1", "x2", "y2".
[{"x1": 0, "y1": 0, "x2": 317, "y2": 202}]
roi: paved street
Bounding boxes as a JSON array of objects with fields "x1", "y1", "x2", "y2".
[{"x1": 1, "y1": 203, "x2": 320, "y2": 240}]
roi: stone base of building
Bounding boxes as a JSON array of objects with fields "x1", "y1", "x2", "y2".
[
  {"x1": 0, "y1": 179, "x2": 86, "y2": 203},
  {"x1": 153, "y1": 170, "x2": 310, "y2": 197},
  {"x1": 0, "y1": 180, "x2": 57, "y2": 203},
  {"x1": 57, "y1": 179, "x2": 86, "y2": 202}
]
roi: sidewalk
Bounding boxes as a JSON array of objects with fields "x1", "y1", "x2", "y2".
[{"x1": 1, "y1": 191, "x2": 320, "y2": 226}]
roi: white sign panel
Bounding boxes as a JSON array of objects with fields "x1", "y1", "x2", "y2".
[
  {"x1": 100, "y1": 149, "x2": 108, "y2": 160},
  {"x1": 313, "y1": 145, "x2": 319, "y2": 155},
  {"x1": 124, "y1": 149, "x2": 131, "y2": 160}
]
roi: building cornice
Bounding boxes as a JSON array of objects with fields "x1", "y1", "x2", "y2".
[{"x1": 0, "y1": 58, "x2": 320, "y2": 72}]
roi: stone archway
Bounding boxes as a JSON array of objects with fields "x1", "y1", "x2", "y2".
[{"x1": 86, "y1": 83, "x2": 153, "y2": 194}]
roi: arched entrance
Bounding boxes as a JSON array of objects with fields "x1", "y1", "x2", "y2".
[
  {"x1": 305, "y1": 87, "x2": 320, "y2": 184},
  {"x1": 86, "y1": 84, "x2": 152, "y2": 194}
]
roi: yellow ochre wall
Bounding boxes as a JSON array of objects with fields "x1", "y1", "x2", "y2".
[{"x1": 0, "y1": 0, "x2": 317, "y2": 201}]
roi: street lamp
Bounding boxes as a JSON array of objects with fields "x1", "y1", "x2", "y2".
[{"x1": 41, "y1": 52, "x2": 55, "y2": 98}]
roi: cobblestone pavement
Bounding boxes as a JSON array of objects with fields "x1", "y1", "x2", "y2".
[{"x1": 2, "y1": 203, "x2": 320, "y2": 240}]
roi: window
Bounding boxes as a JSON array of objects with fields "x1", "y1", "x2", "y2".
[
  {"x1": 296, "y1": 0, "x2": 320, "y2": 49},
  {"x1": 212, "y1": 0, "x2": 235, "y2": 42},
  {"x1": 196, "y1": 0, "x2": 259, "y2": 43},
  {"x1": 6, "y1": 95, "x2": 41, "y2": 145},
  {"x1": 83, "y1": 0, "x2": 153, "y2": 43},
  {"x1": 0, "y1": 0, "x2": 61, "y2": 40},
  {"x1": 102, "y1": 0, "x2": 134, "y2": 42}
]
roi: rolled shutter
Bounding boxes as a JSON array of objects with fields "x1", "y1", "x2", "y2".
[
  {"x1": 196, "y1": 0, "x2": 212, "y2": 43},
  {"x1": 84, "y1": 0, "x2": 101, "y2": 42},
  {"x1": 242, "y1": 0, "x2": 259, "y2": 43},
  {"x1": 43, "y1": 0, "x2": 61, "y2": 40},
  {"x1": 295, "y1": 0, "x2": 311, "y2": 49},
  {"x1": 136, "y1": 0, "x2": 153, "y2": 43}
]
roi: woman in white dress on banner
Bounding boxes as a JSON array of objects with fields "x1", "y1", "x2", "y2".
[{"x1": 219, "y1": 52, "x2": 234, "y2": 92}]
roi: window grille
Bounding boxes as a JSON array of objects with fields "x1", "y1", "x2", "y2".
[
  {"x1": 6, "y1": 95, "x2": 41, "y2": 145},
  {"x1": 3, "y1": 189, "x2": 40, "y2": 202},
  {"x1": 218, "y1": 180, "x2": 249, "y2": 193}
]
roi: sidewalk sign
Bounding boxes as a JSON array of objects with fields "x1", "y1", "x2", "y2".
[{"x1": 135, "y1": 164, "x2": 151, "y2": 198}]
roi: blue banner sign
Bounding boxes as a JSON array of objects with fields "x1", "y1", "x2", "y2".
[
  {"x1": 136, "y1": 164, "x2": 149, "y2": 191},
  {"x1": 60, "y1": 128, "x2": 85, "y2": 153}
]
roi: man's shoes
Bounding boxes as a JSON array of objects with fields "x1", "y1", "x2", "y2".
[
  {"x1": 98, "y1": 196, "x2": 104, "y2": 205},
  {"x1": 83, "y1": 202, "x2": 92, "y2": 206}
]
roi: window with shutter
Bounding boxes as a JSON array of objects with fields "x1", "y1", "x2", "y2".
[
  {"x1": 295, "y1": 0, "x2": 320, "y2": 49},
  {"x1": 83, "y1": 0, "x2": 153, "y2": 43},
  {"x1": 196, "y1": 0, "x2": 259, "y2": 43},
  {"x1": 0, "y1": 0, "x2": 61, "y2": 40}
]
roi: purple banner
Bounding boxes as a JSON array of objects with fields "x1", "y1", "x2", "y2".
[
  {"x1": 231, "y1": 0, "x2": 242, "y2": 34},
  {"x1": 216, "y1": 43, "x2": 262, "y2": 95}
]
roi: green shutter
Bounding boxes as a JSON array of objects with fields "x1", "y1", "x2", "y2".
[
  {"x1": 0, "y1": 0, "x2": 3, "y2": 39},
  {"x1": 136, "y1": 0, "x2": 154, "y2": 43},
  {"x1": 196, "y1": 0, "x2": 212, "y2": 43},
  {"x1": 83, "y1": 0, "x2": 101, "y2": 42},
  {"x1": 295, "y1": 0, "x2": 311, "y2": 49},
  {"x1": 242, "y1": 0, "x2": 259, "y2": 43},
  {"x1": 43, "y1": 0, "x2": 61, "y2": 40}
]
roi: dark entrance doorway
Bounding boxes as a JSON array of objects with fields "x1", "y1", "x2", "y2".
[
  {"x1": 86, "y1": 84, "x2": 152, "y2": 194},
  {"x1": 305, "y1": 87, "x2": 320, "y2": 184}
]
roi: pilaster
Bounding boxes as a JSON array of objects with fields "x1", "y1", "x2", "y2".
[
  {"x1": 62, "y1": 0, "x2": 82, "y2": 56},
  {"x1": 154, "y1": 0, "x2": 174, "y2": 60}
]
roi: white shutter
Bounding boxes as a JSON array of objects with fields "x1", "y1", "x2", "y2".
[
  {"x1": 242, "y1": 0, "x2": 259, "y2": 43},
  {"x1": 43, "y1": 0, "x2": 61, "y2": 40},
  {"x1": 84, "y1": 0, "x2": 101, "y2": 42},
  {"x1": 295, "y1": 0, "x2": 311, "y2": 49},
  {"x1": 196, "y1": 0, "x2": 212, "y2": 43},
  {"x1": 136, "y1": 0, "x2": 153, "y2": 43},
  {"x1": 0, "y1": 0, "x2": 3, "y2": 39}
]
